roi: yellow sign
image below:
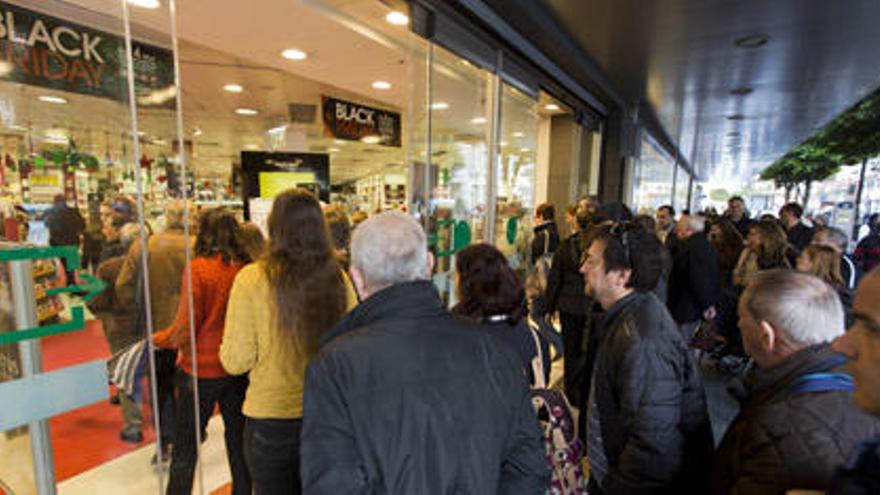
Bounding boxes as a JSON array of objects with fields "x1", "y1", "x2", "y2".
[{"x1": 258, "y1": 172, "x2": 316, "y2": 199}]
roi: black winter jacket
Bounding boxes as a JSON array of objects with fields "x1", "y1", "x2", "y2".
[
  {"x1": 667, "y1": 233, "x2": 721, "y2": 324},
  {"x1": 829, "y1": 436, "x2": 880, "y2": 495},
  {"x1": 712, "y1": 344, "x2": 880, "y2": 494},
  {"x1": 545, "y1": 233, "x2": 589, "y2": 316},
  {"x1": 300, "y1": 281, "x2": 550, "y2": 494},
  {"x1": 531, "y1": 221, "x2": 559, "y2": 265},
  {"x1": 590, "y1": 292, "x2": 714, "y2": 494}
]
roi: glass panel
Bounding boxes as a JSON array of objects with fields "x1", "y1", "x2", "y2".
[
  {"x1": 495, "y1": 83, "x2": 537, "y2": 269},
  {"x1": 673, "y1": 164, "x2": 690, "y2": 213},
  {"x1": 632, "y1": 137, "x2": 674, "y2": 214},
  {"x1": 426, "y1": 44, "x2": 493, "y2": 305}
]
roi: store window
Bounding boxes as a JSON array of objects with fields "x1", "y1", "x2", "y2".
[
  {"x1": 673, "y1": 163, "x2": 690, "y2": 214},
  {"x1": 632, "y1": 137, "x2": 675, "y2": 214}
]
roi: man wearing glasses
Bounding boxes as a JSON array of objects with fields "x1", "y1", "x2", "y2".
[{"x1": 579, "y1": 222, "x2": 713, "y2": 494}]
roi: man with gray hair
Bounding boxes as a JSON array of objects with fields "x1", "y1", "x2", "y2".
[
  {"x1": 712, "y1": 270, "x2": 880, "y2": 494},
  {"x1": 667, "y1": 214, "x2": 721, "y2": 337},
  {"x1": 301, "y1": 211, "x2": 549, "y2": 494}
]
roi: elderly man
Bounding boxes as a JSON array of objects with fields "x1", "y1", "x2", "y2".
[
  {"x1": 712, "y1": 270, "x2": 880, "y2": 494},
  {"x1": 579, "y1": 222, "x2": 713, "y2": 493},
  {"x1": 667, "y1": 214, "x2": 721, "y2": 339},
  {"x1": 300, "y1": 211, "x2": 548, "y2": 494},
  {"x1": 829, "y1": 269, "x2": 880, "y2": 493},
  {"x1": 726, "y1": 196, "x2": 753, "y2": 239},
  {"x1": 813, "y1": 226, "x2": 859, "y2": 289},
  {"x1": 115, "y1": 199, "x2": 194, "y2": 462}
]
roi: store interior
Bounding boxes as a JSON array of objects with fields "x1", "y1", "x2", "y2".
[{"x1": 0, "y1": 1, "x2": 591, "y2": 493}]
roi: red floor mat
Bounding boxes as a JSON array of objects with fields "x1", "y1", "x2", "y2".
[{"x1": 41, "y1": 319, "x2": 157, "y2": 481}]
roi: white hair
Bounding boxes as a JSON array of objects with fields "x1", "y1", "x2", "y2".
[
  {"x1": 119, "y1": 223, "x2": 141, "y2": 249},
  {"x1": 350, "y1": 211, "x2": 428, "y2": 292},
  {"x1": 164, "y1": 199, "x2": 190, "y2": 230},
  {"x1": 683, "y1": 214, "x2": 705, "y2": 233},
  {"x1": 744, "y1": 270, "x2": 845, "y2": 346}
]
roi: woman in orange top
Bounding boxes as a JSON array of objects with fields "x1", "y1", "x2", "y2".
[{"x1": 154, "y1": 208, "x2": 252, "y2": 495}]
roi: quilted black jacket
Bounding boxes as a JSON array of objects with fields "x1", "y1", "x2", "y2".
[{"x1": 591, "y1": 292, "x2": 714, "y2": 494}]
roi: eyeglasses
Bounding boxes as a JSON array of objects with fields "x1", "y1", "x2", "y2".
[
  {"x1": 579, "y1": 221, "x2": 635, "y2": 267},
  {"x1": 608, "y1": 222, "x2": 634, "y2": 267}
]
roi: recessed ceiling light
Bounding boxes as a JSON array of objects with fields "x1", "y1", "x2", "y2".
[
  {"x1": 734, "y1": 34, "x2": 768, "y2": 48},
  {"x1": 471, "y1": 117, "x2": 487, "y2": 124},
  {"x1": 244, "y1": 143, "x2": 260, "y2": 150},
  {"x1": 127, "y1": 0, "x2": 160, "y2": 8},
  {"x1": 334, "y1": 139, "x2": 346, "y2": 145},
  {"x1": 8, "y1": 124, "x2": 26, "y2": 132},
  {"x1": 281, "y1": 48, "x2": 307, "y2": 61},
  {"x1": 235, "y1": 108, "x2": 259, "y2": 116},
  {"x1": 328, "y1": 147, "x2": 341, "y2": 153},
  {"x1": 193, "y1": 127, "x2": 203, "y2": 136},
  {"x1": 499, "y1": 141, "x2": 509, "y2": 146},
  {"x1": 512, "y1": 131, "x2": 524, "y2": 138},
  {"x1": 223, "y1": 84, "x2": 244, "y2": 93},
  {"x1": 544, "y1": 103, "x2": 560, "y2": 111},
  {"x1": 726, "y1": 114, "x2": 745, "y2": 121},
  {"x1": 520, "y1": 147, "x2": 531, "y2": 153},
  {"x1": 729, "y1": 86, "x2": 753, "y2": 96},
  {"x1": 38, "y1": 95, "x2": 67, "y2": 104},
  {"x1": 431, "y1": 102, "x2": 450, "y2": 110},
  {"x1": 385, "y1": 11, "x2": 409, "y2": 26},
  {"x1": 361, "y1": 135, "x2": 381, "y2": 144},
  {"x1": 372, "y1": 81, "x2": 392, "y2": 90}
]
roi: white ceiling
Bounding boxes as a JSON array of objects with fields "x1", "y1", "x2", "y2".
[{"x1": 1, "y1": 0, "x2": 557, "y2": 184}]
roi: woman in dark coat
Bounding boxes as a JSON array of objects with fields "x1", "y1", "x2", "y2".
[{"x1": 453, "y1": 243, "x2": 550, "y2": 384}]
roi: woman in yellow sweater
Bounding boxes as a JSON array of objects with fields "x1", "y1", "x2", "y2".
[{"x1": 221, "y1": 189, "x2": 356, "y2": 494}]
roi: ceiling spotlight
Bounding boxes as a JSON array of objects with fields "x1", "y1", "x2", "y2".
[
  {"x1": 471, "y1": 117, "x2": 487, "y2": 125},
  {"x1": 193, "y1": 127, "x2": 203, "y2": 136},
  {"x1": 244, "y1": 143, "x2": 260, "y2": 150},
  {"x1": 726, "y1": 114, "x2": 745, "y2": 121},
  {"x1": 520, "y1": 147, "x2": 531, "y2": 153},
  {"x1": 281, "y1": 48, "x2": 308, "y2": 61},
  {"x1": 328, "y1": 147, "x2": 341, "y2": 153},
  {"x1": 223, "y1": 84, "x2": 244, "y2": 93},
  {"x1": 499, "y1": 141, "x2": 509, "y2": 146},
  {"x1": 361, "y1": 135, "x2": 381, "y2": 144},
  {"x1": 544, "y1": 103, "x2": 560, "y2": 111},
  {"x1": 235, "y1": 108, "x2": 259, "y2": 116},
  {"x1": 127, "y1": 0, "x2": 160, "y2": 8},
  {"x1": 372, "y1": 80, "x2": 392, "y2": 90},
  {"x1": 734, "y1": 34, "x2": 768, "y2": 48},
  {"x1": 512, "y1": 131, "x2": 524, "y2": 138},
  {"x1": 385, "y1": 11, "x2": 409, "y2": 26},
  {"x1": 334, "y1": 139, "x2": 346, "y2": 145},
  {"x1": 38, "y1": 95, "x2": 67, "y2": 104},
  {"x1": 430, "y1": 102, "x2": 450, "y2": 110},
  {"x1": 729, "y1": 86, "x2": 753, "y2": 96}
]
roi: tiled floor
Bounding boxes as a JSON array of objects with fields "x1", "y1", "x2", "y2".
[{"x1": 58, "y1": 415, "x2": 232, "y2": 495}]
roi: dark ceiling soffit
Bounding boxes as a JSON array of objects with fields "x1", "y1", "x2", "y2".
[{"x1": 436, "y1": 0, "x2": 610, "y2": 116}]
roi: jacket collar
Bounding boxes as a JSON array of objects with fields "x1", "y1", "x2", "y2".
[
  {"x1": 321, "y1": 280, "x2": 446, "y2": 346},
  {"x1": 533, "y1": 221, "x2": 556, "y2": 233},
  {"x1": 731, "y1": 342, "x2": 845, "y2": 403},
  {"x1": 601, "y1": 291, "x2": 642, "y2": 327}
]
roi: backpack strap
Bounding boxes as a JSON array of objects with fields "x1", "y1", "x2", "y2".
[
  {"x1": 528, "y1": 323, "x2": 547, "y2": 389},
  {"x1": 789, "y1": 372, "x2": 855, "y2": 394}
]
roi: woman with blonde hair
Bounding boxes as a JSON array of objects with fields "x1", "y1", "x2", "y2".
[
  {"x1": 732, "y1": 220, "x2": 791, "y2": 287},
  {"x1": 797, "y1": 243, "x2": 854, "y2": 327}
]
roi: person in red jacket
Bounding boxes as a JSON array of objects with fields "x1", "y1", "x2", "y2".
[{"x1": 154, "y1": 208, "x2": 252, "y2": 495}]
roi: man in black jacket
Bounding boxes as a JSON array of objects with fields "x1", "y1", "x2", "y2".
[
  {"x1": 726, "y1": 196, "x2": 753, "y2": 239},
  {"x1": 829, "y1": 268, "x2": 880, "y2": 494},
  {"x1": 301, "y1": 211, "x2": 549, "y2": 494},
  {"x1": 780, "y1": 202, "x2": 815, "y2": 254},
  {"x1": 667, "y1": 214, "x2": 721, "y2": 339},
  {"x1": 713, "y1": 270, "x2": 880, "y2": 494},
  {"x1": 531, "y1": 202, "x2": 559, "y2": 265},
  {"x1": 579, "y1": 222, "x2": 713, "y2": 494}
]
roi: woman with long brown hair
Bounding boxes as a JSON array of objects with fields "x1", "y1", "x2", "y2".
[
  {"x1": 732, "y1": 220, "x2": 791, "y2": 286},
  {"x1": 708, "y1": 217, "x2": 744, "y2": 289},
  {"x1": 221, "y1": 189, "x2": 357, "y2": 494}
]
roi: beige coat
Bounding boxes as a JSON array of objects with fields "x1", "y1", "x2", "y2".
[{"x1": 115, "y1": 229, "x2": 193, "y2": 332}]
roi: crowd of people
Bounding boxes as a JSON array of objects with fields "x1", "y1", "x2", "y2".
[{"x1": 64, "y1": 187, "x2": 880, "y2": 494}]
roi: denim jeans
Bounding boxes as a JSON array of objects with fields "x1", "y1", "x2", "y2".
[
  {"x1": 244, "y1": 417, "x2": 302, "y2": 495},
  {"x1": 165, "y1": 370, "x2": 250, "y2": 495}
]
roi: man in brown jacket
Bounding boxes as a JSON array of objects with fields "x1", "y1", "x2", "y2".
[
  {"x1": 115, "y1": 200, "x2": 193, "y2": 455},
  {"x1": 712, "y1": 270, "x2": 880, "y2": 494}
]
